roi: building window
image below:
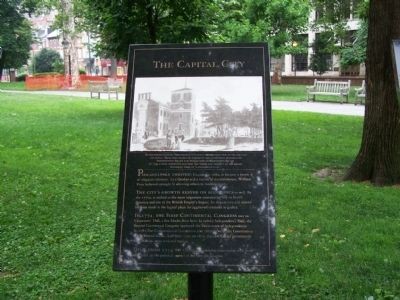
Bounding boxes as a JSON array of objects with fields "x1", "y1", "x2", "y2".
[
  {"x1": 315, "y1": 0, "x2": 359, "y2": 21},
  {"x1": 324, "y1": 54, "x2": 333, "y2": 71},
  {"x1": 178, "y1": 124, "x2": 183, "y2": 130},
  {"x1": 172, "y1": 93, "x2": 180, "y2": 101},
  {"x1": 184, "y1": 92, "x2": 191, "y2": 101},
  {"x1": 341, "y1": 30, "x2": 357, "y2": 47},
  {"x1": 180, "y1": 113, "x2": 183, "y2": 119},
  {"x1": 292, "y1": 54, "x2": 308, "y2": 72},
  {"x1": 291, "y1": 34, "x2": 309, "y2": 73}
]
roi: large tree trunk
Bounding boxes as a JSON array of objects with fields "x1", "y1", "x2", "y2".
[
  {"x1": 344, "y1": 0, "x2": 400, "y2": 186},
  {"x1": 61, "y1": 0, "x2": 80, "y2": 88},
  {"x1": 0, "y1": 50, "x2": 4, "y2": 81}
]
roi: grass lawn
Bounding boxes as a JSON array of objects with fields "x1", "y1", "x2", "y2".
[
  {"x1": 0, "y1": 82, "x2": 26, "y2": 91},
  {"x1": 0, "y1": 93, "x2": 399, "y2": 299},
  {"x1": 2, "y1": 82, "x2": 364, "y2": 103},
  {"x1": 271, "y1": 84, "x2": 308, "y2": 101}
]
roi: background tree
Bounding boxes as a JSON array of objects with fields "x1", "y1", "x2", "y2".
[
  {"x1": 313, "y1": 0, "x2": 400, "y2": 185},
  {"x1": 309, "y1": 32, "x2": 336, "y2": 75},
  {"x1": 339, "y1": 19, "x2": 367, "y2": 68},
  {"x1": 311, "y1": 0, "x2": 361, "y2": 37},
  {"x1": 0, "y1": 1, "x2": 34, "y2": 80},
  {"x1": 202, "y1": 99, "x2": 262, "y2": 138},
  {"x1": 59, "y1": 0, "x2": 80, "y2": 87},
  {"x1": 311, "y1": 0, "x2": 364, "y2": 74},
  {"x1": 248, "y1": 103, "x2": 263, "y2": 137},
  {"x1": 202, "y1": 98, "x2": 233, "y2": 137},
  {"x1": 213, "y1": 0, "x2": 310, "y2": 81},
  {"x1": 32, "y1": 0, "x2": 82, "y2": 86},
  {"x1": 344, "y1": 0, "x2": 400, "y2": 185},
  {"x1": 338, "y1": 2, "x2": 369, "y2": 70},
  {"x1": 214, "y1": 0, "x2": 310, "y2": 55},
  {"x1": 32, "y1": 48, "x2": 63, "y2": 73},
  {"x1": 78, "y1": 0, "x2": 216, "y2": 60}
]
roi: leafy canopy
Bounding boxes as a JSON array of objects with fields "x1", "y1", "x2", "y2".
[
  {"x1": 78, "y1": 0, "x2": 310, "y2": 59},
  {"x1": 78, "y1": 0, "x2": 216, "y2": 59},
  {"x1": 311, "y1": 0, "x2": 369, "y2": 67},
  {"x1": 340, "y1": 20, "x2": 367, "y2": 67},
  {"x1": 309, "y1": 32, "x2": 335, "y2": 75},
  {"x1": 0, "y1": 1, "x2": 34, "y2": 69},
  {"x1": 213, "y1": 0, "x2": 310, "y2": 57}
]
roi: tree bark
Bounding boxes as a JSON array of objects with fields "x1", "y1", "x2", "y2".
[
  {"x1": 61, "y1": 0, "x2": 80, "y2": 88},
  {"x1": 344, "y1": 0, "x2": 400, "y2": 186},
  {"x1": 146, "y1": 5, "x2": 157, "y2": 43},
  {"x1": 110, "y1": 58, "x2": 118, "y2": 78},
  {"x1": 0, "y1": 50, "x2": 4, "y2": 81}
]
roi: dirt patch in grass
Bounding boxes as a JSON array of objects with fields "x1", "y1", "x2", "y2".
[
  {"x1": 0, "y1": 271, "x2": 19, "y2": 279},
  {"x1": 313, "y1": 167, "x2": 346, "y2": 181}
]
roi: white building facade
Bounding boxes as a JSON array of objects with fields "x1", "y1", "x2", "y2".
[{"x1": 273, "y1": 7, "x2": 364, "y2": 77}]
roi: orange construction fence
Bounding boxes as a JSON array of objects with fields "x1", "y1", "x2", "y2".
[
  {"x1": 26, "y1": 75, "x2": 127, "y2": 91},
  {"x1": 26, "y1": 74, "x2": 67, "y2": 90}
]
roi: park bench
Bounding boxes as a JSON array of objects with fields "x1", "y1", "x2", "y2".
[
  {"x1": 306, "y1": 79, "x2": 351, "y2": 103},
  {"x1": 355, "y1": 80, "x2": 366, "y2": 105},
  {"x1": 88, "y1": 78, "x2": 123, "y2": 100}
]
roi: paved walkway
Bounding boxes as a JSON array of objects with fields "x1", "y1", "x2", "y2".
[
  {"x1": 1, "y1": 89, "x2": 364, "y2": 117},
  {"x1": 272, "y1": 100, "x2": 364, "y2": 116}
]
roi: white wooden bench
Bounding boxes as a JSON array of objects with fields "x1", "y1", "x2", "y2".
[
  {"x1": 88, "y1": 78, "x2": 123, "y2": 100},
  {"x1": 306, "y1": 79, "x2": 351, "y2": 103},
  {"x1": 355, "y1": 80, "x2": 366, "y2": 105}
]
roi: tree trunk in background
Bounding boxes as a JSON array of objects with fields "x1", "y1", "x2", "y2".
[
  {"x1": 61, "y1": 0, "x2": 80, "y2": 88},
  {"x1": 110, "y1": 58, "x2": 118, "y2": 78},
  {"x1": 146, "y1": 6, "x2": 157, "y2": 43},
  {"x1": 344, "y1": 0, "x2": 400, "y2": 185},
  {"x1": 272, "y1": 58, "x2": 283, "y2": 84},
  {"x1": 0, "y1": 51, "x2": 4, "y2": 81}
]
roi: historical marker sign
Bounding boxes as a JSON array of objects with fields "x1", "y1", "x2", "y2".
[{"x1": 113, "y1": 43, "x2": 276, "y2": 273}]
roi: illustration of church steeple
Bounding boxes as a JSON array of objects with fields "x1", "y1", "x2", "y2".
[
  {"x1": 169, "y1": 82, "x2": 196, "y2": 137},
  {"x1": 170, "y1": 85, "x2": 193, "y2": 110}
]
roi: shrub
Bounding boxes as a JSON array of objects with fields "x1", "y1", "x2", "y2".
[
  {"x1": 32, "y1": 72, "x2": 62, "y2": 77},
  {"x1": 16, "y1": 74, "x2": 27, "y2": 82},
  {"x1": 52, "y1": 60, "x2": 64, "y2": 74},
  {"x1": 32, "y1": 48, "x2": 63, "y2": 73}
]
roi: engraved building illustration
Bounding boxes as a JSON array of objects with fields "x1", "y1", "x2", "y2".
[{"x1": 132, "y1": 86, "x2": 196, "y2": 140}]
